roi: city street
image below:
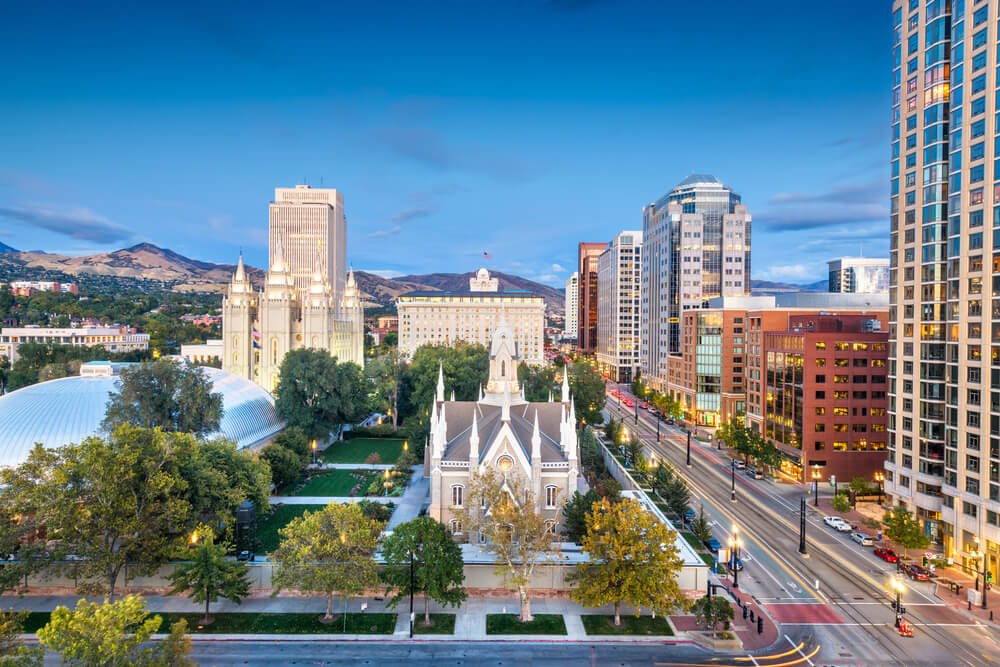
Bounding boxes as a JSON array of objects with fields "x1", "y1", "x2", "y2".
[{"x1": 605, "y1": 387, "x2": 1000, "y2": 666}]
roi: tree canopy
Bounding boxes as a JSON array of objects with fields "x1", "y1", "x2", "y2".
[
  {"x1": 167, "y1": 527, "x2": 251, "y2": 624},
  {"x1": 517, "y1": 363, "x2": 557, "y2": 402},
  {"x1": 274, "y1": 349, "x2": 370, "y2": 441},
  {"x1": 103, "y1": 359, "x2": 223, "y2": 435},
  {"x1": 568, "y1": 362, "x2": 606, "y2": 426},
  {"x1": 882, "y1": 506, "x2": 930, "y2": 556}
]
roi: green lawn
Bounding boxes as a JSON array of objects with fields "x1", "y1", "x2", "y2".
[
  {"x1": 412, "y1": 613, "x2": 456, "y2": 635},
  {"x1": 321, "y1": 438, "x2": 406, "y2": 464},
  {"x1": 294, "y1": 469, "x2": 374, "y2": 497},
  {"x1": 485, "y1": 614, "x2": 567, "y2": 635},
  {"x1": 257, "y1": 504, "x2": 326, "y2": 553},
  {"x1": 581, "y1": 615, "x2": 675, "y2": 636},
  {"x1": 17, "y1": 611, "x2": 396, "y2": 635}
]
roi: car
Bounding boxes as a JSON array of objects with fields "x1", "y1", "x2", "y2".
[
  {"x1": 851, "y1": 532, "x2": 874, "y2": 546},
  {"x1": 733, "y1": 460, "x2": 746, "y2": 470},
  {"x1": 728, "y1": 557, "x2": 744, "y2": 571},
  {"x1": 623, "y1": 399, "x2": 634, "y2": 408},
  {"x1": 833, "y1": 520, "x2": 853, "y2": 533},
  {"x1": 823, "y1": 515, "x2": 851, "y2": 530},
  {"x1": 237, "y1": 550, "x2": 254, "y2": 562},
  {"x1": 705, "y1": 537, "x2": 721, "y2": 552},
  {"x1": 666, "y1": 418, "x2": 675, "y2": 425},
  {"x1": 874, "y1": 546, "x2": 899, "y2": 563},
  {"x1": 903, "y1": 563, "x2": 932, "y2": 581},
  {"x1": 684, "y1": 508, "x2": 697, "y2": 524},
  {"x1": 640, "y1": 402, "x2": 650, "y2": 409},
  {"x1": 744, "y1": 466, "x2": 763, "y2": 479}
]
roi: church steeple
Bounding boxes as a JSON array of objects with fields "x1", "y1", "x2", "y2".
[
  {"x1": 436, "y1": 362, "x2": 446, "y2": 402},
  {"x1": 481, "y1": 323, "x2": 526, "y2": 406}
]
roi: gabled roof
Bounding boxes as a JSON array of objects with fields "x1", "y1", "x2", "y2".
[{"x1": 440, "y1": 401, "x2": 567, "y2": 464}]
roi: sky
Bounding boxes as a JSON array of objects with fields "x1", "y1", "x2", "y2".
[{"x1": 0, "y1": 0, "x2": 891, "y2": 286}]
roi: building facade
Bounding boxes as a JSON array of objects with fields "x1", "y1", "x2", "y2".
[
  {"x1": 222, "y1": 186, "x2": 364, "y2": 392},
  {"x1": 564, "y1": 271, "x2": 579, "y2": 340},
  {"x1": 885, "y1": 1, "x2": 1000, "y2": 575},
  {"x1": 596, "y1": 231, "x2": 642, "y2": 383},
  {"x1": 180, "y1": 339, "x2": 223, "y2": 366},
  {"x1": 640, "y1": 174, "x2": 752, "y2": 392},
  {"x1": 827, "y1": 257, "x2": 890, "y2": 294},
  {"x1": 0, "y1": 326, "x2": 149, "y2": 363},
  {"x1": 1, "y1": 281, "x2": 78, "y2": 296},
  {"x1": 577, "y1": 243, "x2": 605, "y2": 353},
  {"x1": 396, "y1": 269, "x2": 545, "y2": 365},
  {"x1": 427, "y1": 324, "x2": 578, "y2": 537}
]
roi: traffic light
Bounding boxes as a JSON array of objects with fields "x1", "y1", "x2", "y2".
[
  {"x1": 988, "y1": 571, "x2": 994, "y2": 583},
  {"x1": 922, "y1": 556, "x2": 928, "y2": 567}
]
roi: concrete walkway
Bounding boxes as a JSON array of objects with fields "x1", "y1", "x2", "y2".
[
  {"x1": 269, "y1": 496, "x2": 396, "y2": 505},
  {"x1": 386, "y1": 466, "x2": 428, "y2": 530},
  {"x1": 308, "y1": 463, "x2": 395, "y2": 471}
]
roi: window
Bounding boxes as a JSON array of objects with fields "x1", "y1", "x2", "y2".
[
  {"x1": 449, "y1": 519, "x2": 462, "y2": 535},
  {"x1": 815, "y1": 407, "x2": 826, "y2": 416},
  {"x1": 834, "y1": 375, "x2": 849, "y2": 383},
  {"x1": 451, "y1": 485, "x2": 464, "y2": 507},
  {"x1": 545, "y1": 485, "x2": 558, "y2": 508}
]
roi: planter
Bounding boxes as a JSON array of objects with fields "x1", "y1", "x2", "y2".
[{"x1": 688, "y1": 630, "x2": 743, "y2": 650}]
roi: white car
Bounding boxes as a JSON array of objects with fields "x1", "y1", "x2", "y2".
[{"x1": 823, "y1": 516, "x2": 852, "y2": 531}]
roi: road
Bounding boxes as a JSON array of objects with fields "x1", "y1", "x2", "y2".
[{"x1": 605, "y1": 386, "x2": 1000, "y2": 666}]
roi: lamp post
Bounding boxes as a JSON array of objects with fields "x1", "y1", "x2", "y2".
[
  {"x1": 889, "y1": 577, "x2": 904, "y2": 627},
  {"x1": 686, "y1": 430, "x2": 692, "y2": 467},
  {"x1": 874, "y1": 471, "x2": 884, "y2": 505},
  {"x1": 383, "y1": 469, "x2": 393, "y2": 496},
  {"x1": 408, "y1": 548, "x2": 415, "y2": 637},
  {"x1": 799, "y1": 496, "x2": 807, "y2": 555},
  {"x1": 812, "y1": 468, "x2": 821, "y2": 508},
  {"x1": 730, "y1": 458, "x2": 737, "y2": 502},
  {"x1": 311, "y1": 439, "x2": 317, "y2": 466},
  {"x1": 656, "y1": 412, "x2": 661, "y2": 443},
  {"x1": 730, "y1": 528, "x2": 742, "y2": 588}
]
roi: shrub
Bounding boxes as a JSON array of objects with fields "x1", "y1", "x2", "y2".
[{"x1": 365, "y1": 452, "x2": 383, "y2": 465}]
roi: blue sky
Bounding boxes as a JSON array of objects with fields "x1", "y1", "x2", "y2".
[{"x1": 0, "y1": 1, "x2": 890, "y2": 286}]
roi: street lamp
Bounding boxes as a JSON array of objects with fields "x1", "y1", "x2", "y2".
[
  {"x1": 973, "y1": 537, "x2": 989, "y2": 609},
  {"x1": 874, "y1": 471, "x2": 884, "y2": 505},
  {"x1": 811, "y1": 467, "x2": 821, "y2": 508},
  {"x1": 383, "y1": 469, "x2": 393, "y2": 496},
  {"x1": 729, "y1": 528, "x2": 743, "y2": 588},
  {"x1": 311, "y1": 439, "x2": 318, "y2": 466},
  {"x1": 730, "y1": 459, "x2": 737, "y2": 502},
  {"x1": 408, "y1": 548, "x2": 416, "y2": 637},
  {"x1": 686, "y1": 430, "x2": 692, "y2": 467},
  {"x1": 889, "y1": 576, "x2": 904, "y2": 627}
]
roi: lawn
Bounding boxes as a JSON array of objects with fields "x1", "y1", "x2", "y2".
[
  {"x1": 581, "y1": 615, "x2": 674, "y2": 636},
  {"x1": 293, "y1": 469, "x2": 374, "y2": 497},
  {"x1": 257, "y1": 504, "x2": 326, "y2": 553},
  {"x1": 411, "y1": 613, "x2": 456, "y2": 635},
  {"x1": 321, "y1": 438, "x2": 405, "y2": 464},
  {"x1": 485, "y1": 614, "x2": 567, "y2": 635},
  {"x1": 17, "y1": 611, "x2": 397, "y2": 635}
]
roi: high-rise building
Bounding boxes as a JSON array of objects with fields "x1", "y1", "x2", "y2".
[
  {"x1": 886, "y1": 2, "x2": 999, "y2": 574},
  {"x1": 596, "y1": 231, "x2": 643, "y2": 383},
  {"x1": 640, "y1": 175, "x2": 752, "y2": 392},
  {"x1": 564, "y1": 271, "x2": 579, "y2": 340},
  {"x1": 577, "y1": 243, "x2": 605, "y2": 353},
  {"x1": 827, "y1": 257, "x2": 890, "y2": 294},
  {"x1": 222, "y1": 186, "x2": 363, "y2": 392},
  {"x1": 269, "y1": 185, "x2": 346, "y2": 298}
]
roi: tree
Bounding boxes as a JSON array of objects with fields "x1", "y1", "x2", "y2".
[
  {"x1": 271, "y1": 503, "x2": 382, "y2": 621},
  {"x1": 570, "y1": 498, "x2": 688, "y2": 625},
  {"x1": 167, "y1": 527, "x2": 251, "y2": 625},
  {"x1": 517, "y1": 363, "x2": 557, "y2": 402},
  {"x1": 569, "y1": 361, "x2": 606, "y2": 425},
  {"x1": 651, "y1": 464, "x2": 691, "y2": 519},
  {"x1": 368, "y1": 350, "x2": 406, "y2": 428},
  {"x1": 882, "y1": 506, "x2": 930, "y2": 558},
  {"x1": 578, "y1": 427, "x2": 606, "y2": 481},
  {"x1": 0, "y1": 447, "x2": 57, "y2": 594},
  {"x1": 37, "y1": 595, "x2": 193, "y2": 667},
  {"x1": 831, "y1": 492, "x2": 851, "y2": 512},
  {"x1": 690, "y1": 506, "x2": 712, "y2": 545},
  {"x1": 716, "y1": 416, "x2": 750, "y2": 460},
  {"x1": 691, "y1": 595, "x2": 734, "y2": 637},
  {"x1": 456, "y1": 468, "x2": 555, "y2": 621},
  {"x1": 848, "y1": 477, "x2": 872, "y2": 508},
  {"x1": 103, "y1": 359, "x2": 223, "y2": 435},
  {"x1": 275, "y1": 349, "x2": 370, "y2": 441},
  {"x1": 562, "y1": 490, "x2": 600, "y2": 544},
  {"x1": 180, "y1": 435, "x2": 272, "y2": 533},
  {"x1": 380, "y1": 517, "x2": 466, "y2": 625},
  {"x1": 0, "y1": 609, "x2": 43, "y2": 666},
  {"x1": 272, "y1": 427, "x2": 312, "y2": 465},
  {"x1": 260, "y1": 445, "x2": 301, "y2": 491}
]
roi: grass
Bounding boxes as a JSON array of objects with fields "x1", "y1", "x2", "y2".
[
  {"x1": 16, "y1": 611, "x2": 397, "y2": 635},
  {"x1": 257, "y1": 504, "x2": 326, "y2": 553},
  {"x1": 485, "y1": 613, "x2": 567, "y2": 635},
  {"x1": 581, "y1": 615, "x2": 675, "y2": 636},
  {"x1": 679, "y1": 531, "x2": 717, "y2": 568},
  {"x1": 293, "y1": 469, "x2": 374, "y2": 497},
  {"x1": 320, "y1": 438, "x2": 405, "y2": 464},
  {"x1": 411, "y1": 613, "x2": 457, "y2": 634}
]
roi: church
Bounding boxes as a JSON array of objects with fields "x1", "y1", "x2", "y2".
[
  {"x1": 427, "y1": 323, "x2": 579, "y2": 538},
  {"x1": 222, "y1": 186, "x2": 364, "y2": 392}
]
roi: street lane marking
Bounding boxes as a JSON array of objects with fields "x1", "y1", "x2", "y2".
[{"x1": 785, "y1": 635, "x2": 816, "y2": 667}]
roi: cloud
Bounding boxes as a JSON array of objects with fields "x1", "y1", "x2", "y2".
[
  {"x1": 391, "y1": 206, "x2": 435, "y2": 224},
  {"x1": 367, "y1": 269, "x2": 405, "y2": 279},
  {"x1": 758, "y1": 179, "x2": 888, "y2": 231},
  {"x1": 368, "y1": 225, "x2": 403, "y2": 239},
  {"x1": 550, "y1": 263, "x2": 567, "y2": 273},
  {"x1": 375, "y1": 126, "x2": 531, "y2": 182},
  {"x1": 757, "y1": 264, "x2": 816, "y2": 282},
  {"x1": 0, "y1": 204, "x2": 134, "y2": 243},
  {"x1": 770, "y1": 180, "x2": 884, "y2": 205}
]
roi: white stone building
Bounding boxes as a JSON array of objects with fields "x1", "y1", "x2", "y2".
[
  {"x1": 596, "y1": 231, "x2": 642, "y2": 383},
  {"x1": 180, "y1": 339, "x2": 223, "y2": 365},
  {"x1": 827, "y1": 257, "x2": 889, "y2": 294},
  {"x1": 0, "y1": 326, "x2": 149, "y2": 364},
  {"x1": 396, "y1": 269, "x2": 545, "y2": 365},
  {"x1": 428, "y1": 324, "x2": 578, "y2": 537},
  {"x1": 563, "y1": 271, "x2": 579, "y2": 340}
]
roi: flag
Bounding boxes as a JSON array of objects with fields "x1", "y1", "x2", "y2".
[
  {"x1": 251, "y1": 327, "x2": 261, "y2": 349},
  {"x1": 483, "y1": 251, "x2": 492, "y2": 259}
]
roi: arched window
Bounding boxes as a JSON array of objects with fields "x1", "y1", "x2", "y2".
[
  {"x1": 501, "y1": 360, "x2": 506, "y2": 377},
  {"x1": 271, "y1": 338, "x2": 278, "y2": 364},
  {"x1": 497, "y1": 455, "x2": 514, "y2": 473},
  {"x1": 451, "y1": 484, "x2": 464, "y2": 507},
  {"x1": 449, "y1": 519, "x2": 462, "y2": 535},
  {"x1": 545, "y1": 485, "x2": 559, "y2": 508},
  {"x1": 544, "y1": 520, "x2": 556, "y2": 535}
]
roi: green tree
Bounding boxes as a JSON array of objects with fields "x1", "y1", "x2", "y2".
[
  {"x1": 569, "y1": 361, "x2": 606, "y2": 425},
  {"x1": 561, "y1": 490, "x2": 600, "y2": 544},
  {"x1": 271, "y1": 503, "x2": 382, "y2": 621},
  {"x1": 380, "y1": 516, "x2": 466, "y2": 625},
  {"x1": 848, "y1": 477, "x2": 872, "y2": 508},
  {"x1": 272, "y1": 427, "x2": 312, "y2": 465},
  {"x1": 275, "y1": 350, "x2": 370, "y2": 441},
  {"x1": 651, "y1": 463, "x2": 691, "y2": 519},
  {"x1": 103, "y1": 359, "x2": 223, "y2": 435},
  {"x1": 691, "y1": 595, "x2": 734, "y2": 637},
  {"x1": 690, "y1": 506, "x2": 712, "y2": 545},
  {"x1": 517, "y1": 363, "x2": 557, "y2": 402},
  {"x1": 0, "y1": 448, "x2": 56, "y2": 594},
  {"x1": 716, "y1": 416, "x2": 749, "y2": 460},
  {"x1": 882, "y1": 506, "x2": 930, "y2": 558},
  {"x1": 260, "y1": 445, "x2": 301, "y2": 491},
  {"x1": 831, "y1": 492, "x2": 851, "y2": 512},
  {"x1": 570, "y1": 498, "x2": 687, "y2": 625},
  {"x1": 37, "y1": 595, "x2": 193, "y2": 667},
  {"x1": 368, "y1": 350, "x2": 406, "y2": 428},
  {"x1": 578, "y1": 427, "x2": 606, "y2": 481},
  {"x1": 167, "y1": 527, "x2": 251, "y2": 625},
  {"x1": 456, "y1": 468, "x2": 555, "y2": 622},
  {"x1": 0, "y1": 609, "x2": 43, "y2": 666}
]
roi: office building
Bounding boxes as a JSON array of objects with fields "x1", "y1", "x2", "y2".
[
  {"x1": 0, "y1": 326, "x2": 149, "y2": 364},
  {"x1": 640, "y1": 174, "x2": 752, "y2": 392},
  {"x1": 268, "y1": 185, "x2": 347, "y2": 297},
  {"x1": 886, "y1": 1, "x2": 1000, "y2": 573},
  {"x1": 577, "y1": 243, "x2": 605, "y2": 353},
  {"x1": 180, "y1": 339, "x2": 223, "y2": 366},
  {"x1": 396, "y1": 269, "x2": 545, "y2": 365},
  {"x1": 827, "y1": 257, "x2": 890, "y2": 294},
  {"x1": 564, "y1": 271, "x2": 579, "y2": 340},
  {"x1": 596, "y1": 232, "x2": 643, "y2": 383}
]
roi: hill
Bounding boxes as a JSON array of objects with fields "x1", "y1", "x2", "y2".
[
  {"x1": 750, "y1": 278, "x2": 827, "y2": 295},
  {"x1": 0, "y1": 241, "x2": 17, "y2": 253}
]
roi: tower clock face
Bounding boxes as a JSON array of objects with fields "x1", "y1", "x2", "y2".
[{"x1": 497, "y1": 455, "x2": 514, "y2": 472}]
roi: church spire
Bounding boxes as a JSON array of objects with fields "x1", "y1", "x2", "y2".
[
  {"x1": 501, "y1": 380, "x2": 511, "y2": 422},
  {"x1": 531, "y1": 409, "x2": 541, "y2": 460},
  {"x1": 234, "y1": 252, "x2": 246, "y2": 282},
  {"x1": 436, "y1": 362, "x2": 445, "y2": 402},
  {"x1": 469, "y1": 408, "x2": 480, "y2": 464},
  {"x1": 561, "y1": 370, "x2": 570, "y2": 403}
]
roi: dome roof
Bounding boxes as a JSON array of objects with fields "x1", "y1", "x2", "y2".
[{"x1": 0, "y1": 366, "x2": 283, "y2": 468}]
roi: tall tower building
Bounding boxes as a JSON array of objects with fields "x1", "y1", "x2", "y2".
[
  {"x1": 269, "y1": 186, "x2": 346, "y2": 298},
  {"x1": 639, "y1": 175, "x2": 752, "y2": 392},
  {"x1": 564, "y1": 271, "x2": 579, "y2": 340},
  {"x1": 577, "y1": 243, "x2": 605, "y2": 353},
  {"x1": 596, "y1": 231, "x2": 643, "y2": 383},
  {"x1": 886, "y1": 1, "x2": 998, "y2": 577},
  {"x1": 827, "y1": 257, "x2": 890, "y2": 294}
]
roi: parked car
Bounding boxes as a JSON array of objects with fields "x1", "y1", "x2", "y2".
[
  {"x1": 684, "y1": 508, "x2": 697, "y2": 524},
  {"x1": 705, "y1": 537, "x2": 722, "y2": 552},
  {"x1": 851, "y1": 532, "x2": 874, "y2": 547},
  {"x1": 733, "y1": 459, "x2": 746, "y2": 470},
  {"x1": 623, "y1": 399, "x2": 634, "y2": 408},
  {"x1": 903, "y1": 563, "x2": 932, "y2": 581},
  {"x1": 874, "y1": 546, "x2": 899, "y2": 563},
  {"x1": 237, "y1": 550, "x2": 254, "y2": 562},
  {"x1": 744, "y1": 466, "x2": 764, "y2": 479},
  {"x1": 823, "y1": 515, "x2": 851, "y2": 530},
  {"x1": 640, "y1": 402, "x2": 650, "y2": 409},
  {"x1": 666, "y1": 418, "x2": 675, "y2": 425}
]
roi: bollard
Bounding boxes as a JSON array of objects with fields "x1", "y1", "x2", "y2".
[
  {"x1": 749, "y1": 609, "x2": 755, "y2": 622},
  {"x1": 742, "y1": 606, "x2": 748, "y2": 620},
  {"x1": 757, "y1": 617, "x2": 763, "y2": 634}
]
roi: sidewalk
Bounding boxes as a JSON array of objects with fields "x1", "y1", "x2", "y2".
[
  {"x1": 269, "y1": 496, "x2": 395, "y2": 505},
  {"x1": 386, "y1": 465, "x2": 427, "y2": 530}
]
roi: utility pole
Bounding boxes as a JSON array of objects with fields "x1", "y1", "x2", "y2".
[
  {"x1": 408, "y1": 549, "x2": 415, "y2": 638},
  {"x1": 730, "y1": 459, "x2": 737, "y2": 502},
  {"x1": 799, "y1": 496, "x2": 807, "y2": 555},
  {"x1": 686, "y1": 430, "x2": 692, "y2": 467}
]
